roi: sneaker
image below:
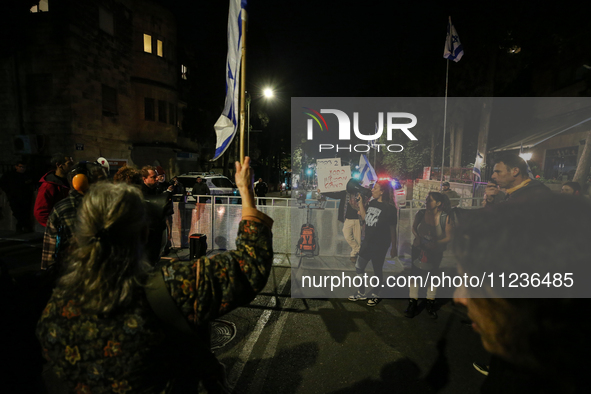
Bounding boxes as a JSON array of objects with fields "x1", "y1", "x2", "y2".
[
  {"x1": 367, "y1": 298, "x2": 381, "y2": 307},
  {"x1": 348, "y1": 291, "x2": 367, "y2": 301},
  {"x1": 473, "y1": 362, "x2": 489, "y2": 376},
  {"x1": 426, "y1": 299, "x2": 438, "y2": 319},
  {"x1": 405, "y1": 299, "x2": 418, "y2": 318}
]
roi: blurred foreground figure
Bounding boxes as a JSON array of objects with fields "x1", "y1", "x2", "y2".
[
  {"x1": 453, "y1": 194, "x2": 591, "y2": 393},
  {"x1": 37, "y1": 157, "x2": 273, "y2": 393}
]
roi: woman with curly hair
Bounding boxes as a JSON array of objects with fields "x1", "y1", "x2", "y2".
[{"x1": 37, "y1": 157, "x2": 273, "y2": 393}]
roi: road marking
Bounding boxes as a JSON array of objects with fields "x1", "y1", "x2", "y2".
[
  {"x1": 248, "y1": 291, "x2": 296, "y2": 394},
  {"x1": 227, "y1": 267, "x2": 291, "y2": 390}
]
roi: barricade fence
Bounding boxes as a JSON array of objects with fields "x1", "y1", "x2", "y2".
[{"x1": 171, "y1": 195, "x2": 485, "y2": 259}]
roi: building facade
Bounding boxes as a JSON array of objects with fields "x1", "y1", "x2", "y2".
[{"x1": 0, "y1": 0, "x2": 199, "y2": 176}]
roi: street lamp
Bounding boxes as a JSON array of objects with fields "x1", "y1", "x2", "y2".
[{"x1": 246, "y1": 88, "x2": 275, "y2": 157}]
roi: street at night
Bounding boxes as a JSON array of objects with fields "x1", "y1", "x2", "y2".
[{"x1": 1, "y1": 1, "x2": 591, "y2": 393}]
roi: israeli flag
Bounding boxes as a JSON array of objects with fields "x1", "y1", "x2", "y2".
[
  {"x1": 212, "y1": 0, "x2": 247, "y2": 161},
  {"x1": 359, "y1": 154, "x2": 377, "y2": 187},
  {"x1": 443, "y1": 16, "x2": 464, "y2": 62},
  {"x1": 472, "y1": 151, "x2": 483, "y2": 182}
]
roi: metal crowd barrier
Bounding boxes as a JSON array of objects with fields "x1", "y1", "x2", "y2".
[{"x1": 171, "y1": 196, "x2": 484, "y2": 259}]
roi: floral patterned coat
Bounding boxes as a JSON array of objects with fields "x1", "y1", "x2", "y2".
[{"x1": 36, "y1": 210, "x2": 273, "y2": 393}]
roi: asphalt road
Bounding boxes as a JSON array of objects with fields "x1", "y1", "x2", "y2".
[
  {"x1": 214, "y1": 265, "x2": 490, "y2": 394},
  {"x1": 1, "y1": 225, "x2": 490, "y2": 394}
]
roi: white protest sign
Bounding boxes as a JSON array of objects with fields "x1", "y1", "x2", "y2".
[{"x1": 317, "y1": 166, "x2": 351, "y2": 193}]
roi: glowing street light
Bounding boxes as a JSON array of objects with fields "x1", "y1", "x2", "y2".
[
  {"x1": 247, "y1": 87, "x2": 275, "y2": 156},
  {"x1": 519, "y1": 152, "x2": 532, "y2": 161},
  {"x1": 263, "y1": 88, "x2": 274, "y2": 98}
]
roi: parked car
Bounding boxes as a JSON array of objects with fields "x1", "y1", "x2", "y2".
[{"x1": 177, "y1": 172, "x2": 239, "y2": 202}]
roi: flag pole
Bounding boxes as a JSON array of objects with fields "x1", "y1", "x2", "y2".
[
  {"x1": 239, "y1": 11, "x2": 247, "y2": 164},
  {"x1": 440, "y1": 58, "x2": 449, "y2": 186}
]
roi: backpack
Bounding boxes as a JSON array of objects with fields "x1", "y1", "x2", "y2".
[{"x1": 296, "y1": 223, "x2": 318, "y2": 255}]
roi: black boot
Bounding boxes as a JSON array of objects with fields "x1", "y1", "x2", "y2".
[
  {"x1": 405, "y1": 299, "x2": 418, "y2": 318},
  {"x1": 426, "y1": 299, "x2": 438, "y2": 319}
]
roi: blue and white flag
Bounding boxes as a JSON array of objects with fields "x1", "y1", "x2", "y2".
[
  {"x1": 443, "y1": 16, "x2": 464, "y2": 62},
  {"x1": 359, "y1": 154, "x2": 377, "y2": 187},
  {"x1": 212, "y1": 0, "x2": 247, "y2": 161},
  {"x1": 472, "y1": 150, "x2": 483, "y2": 182}
]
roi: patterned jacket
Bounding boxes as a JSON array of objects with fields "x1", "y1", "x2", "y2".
[
  {"x1": 36, "y1": 209, "x2": 273, "y2": 393},
  {"x1": 41, "y1": 190, "x2": 84, "y2": 271}
]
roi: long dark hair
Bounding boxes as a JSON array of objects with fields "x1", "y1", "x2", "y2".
[
  {"x1": 55, "y1": 182, "x2": 150, "y2": 314},
  {"x1": 428, "y1": 191, "x2": 451, "y2": 214},
  {"x1": 376, "y1": 180, "x2": 397, "y2": 208}
]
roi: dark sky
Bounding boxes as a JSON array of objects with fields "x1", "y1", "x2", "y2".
[
  {"x1": 168, "y1": 0, "x2": 590, "y2": 149},
  {"x1": 173, "y1": 1, "x2": 588, "y2": 100}
]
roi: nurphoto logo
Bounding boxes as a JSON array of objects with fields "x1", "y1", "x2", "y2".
[{"x1": 303, "y1": 108, "x2": 418, "y2": 152}]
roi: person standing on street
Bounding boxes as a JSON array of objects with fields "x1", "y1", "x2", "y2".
[
  {"x1": 0, "y1": 160, "x2": 35, "y2": 233},
  {"x1": 34, "y1": 153, "x2": 74, "y2": 227},
  {"x1": 441, "y1": 181, "x2": 461, "y2": 207},
  {"x1": 191, "y1": 176, "x2": 210, "y2": 203},
  {"x1": 255, "y1": 178, "x2": 268, "y2": 205},
  {"x1": 348, "y1": 180, "x2": 398, "y2": 307}
]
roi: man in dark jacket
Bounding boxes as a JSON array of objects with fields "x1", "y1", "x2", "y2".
[
  {"x1": 254, "y1": 178, "x2": 268, "y2": 205},
  {"x1": 485, "y1": 153, "x2": 551, "y2": 204},
  {"x1": 0, "y1": 160, "x2": 35, "y2": 233},
  {"x1": 191, "y1": 176, "x2": 210, "y2": 203},
  {"x1": 34, "y1": 153, "x2": 74, "y2": 226}
]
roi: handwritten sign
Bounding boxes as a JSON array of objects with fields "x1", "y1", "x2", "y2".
[
  {"x1": 317, "y1": 166, "x2": 351, "y2": 193},
  {"x1": 316, "y1": 158, "x2": 341, "y2": 171},
  {"x1": 423, "y1": 166, "x2": 431, "y2": 180}
]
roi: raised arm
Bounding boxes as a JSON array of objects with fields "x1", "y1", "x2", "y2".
[{"x1": 162, "y1": 157, "x2": 274, "y2": 324}]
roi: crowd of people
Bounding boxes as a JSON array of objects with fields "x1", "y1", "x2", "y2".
[{"x1": 1, "y1": 151, "x2": 589, "y2": 393}]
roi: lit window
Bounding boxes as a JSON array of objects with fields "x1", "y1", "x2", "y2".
[
  {"x1": 30, "y1": 0, "x2": 49, "y2": 13},
  {"x1": 157, "y1": 40, "x2": 163, "y2": 57},
  {"x1": 181, "y1": 65, "x2": 188, "y2": 80},
  {"x1": 143, "y1": 34, "x2": 152, "y2": 53},
  {"x1": 99, "y1": 7, "x2": 114, "y2": 35}
]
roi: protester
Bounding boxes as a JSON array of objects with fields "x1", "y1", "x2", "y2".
[
  {"x1": 320, "y1": 187, "x2": 369, "y2": 264},
  {"x1": 170, "y1": 176, "x2": 186, "y2": 195},
  {"x1": 36, "y1": 157, "x2": 273, "y2": 393},
  {"x1": 405, "y1": 192, "x2": 453, "y2": 318},
  {"x1": 154, "y1": 166, "x2": 174, "y2": 253},
  {"x1": 560, "y1": 181, "x2": 582, "y2": 196},
  {"x1": 441, "y1": 181, "x2": 460, "y2": 207},
  {"x1": 453, "y1": 194, "x2": 590, "y2": 393},
  {"x1": 348, "y1": 180, "x2": 397, "y2": 306},
  {"x1": 41, "y1": 162, "x2": 107, "y2": 273},
  {"x1": 140, "y1": 165, "x2": 159, "y2": 196},
  {"x1": 0, "y1": 160, "x2": 35, "y2": 233},
  {"x1": 485, "y1": 153, "x2": 550, "y2": 204},
  {"x1": 255, "y1": 177, "x2": 268, "y2": 205},
  {"x1": 34, "y1": 153, "x2": 75, "y2": 227},
  {"x1": 113, "y1": 166, "x2": 142, "y2": 185}
]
